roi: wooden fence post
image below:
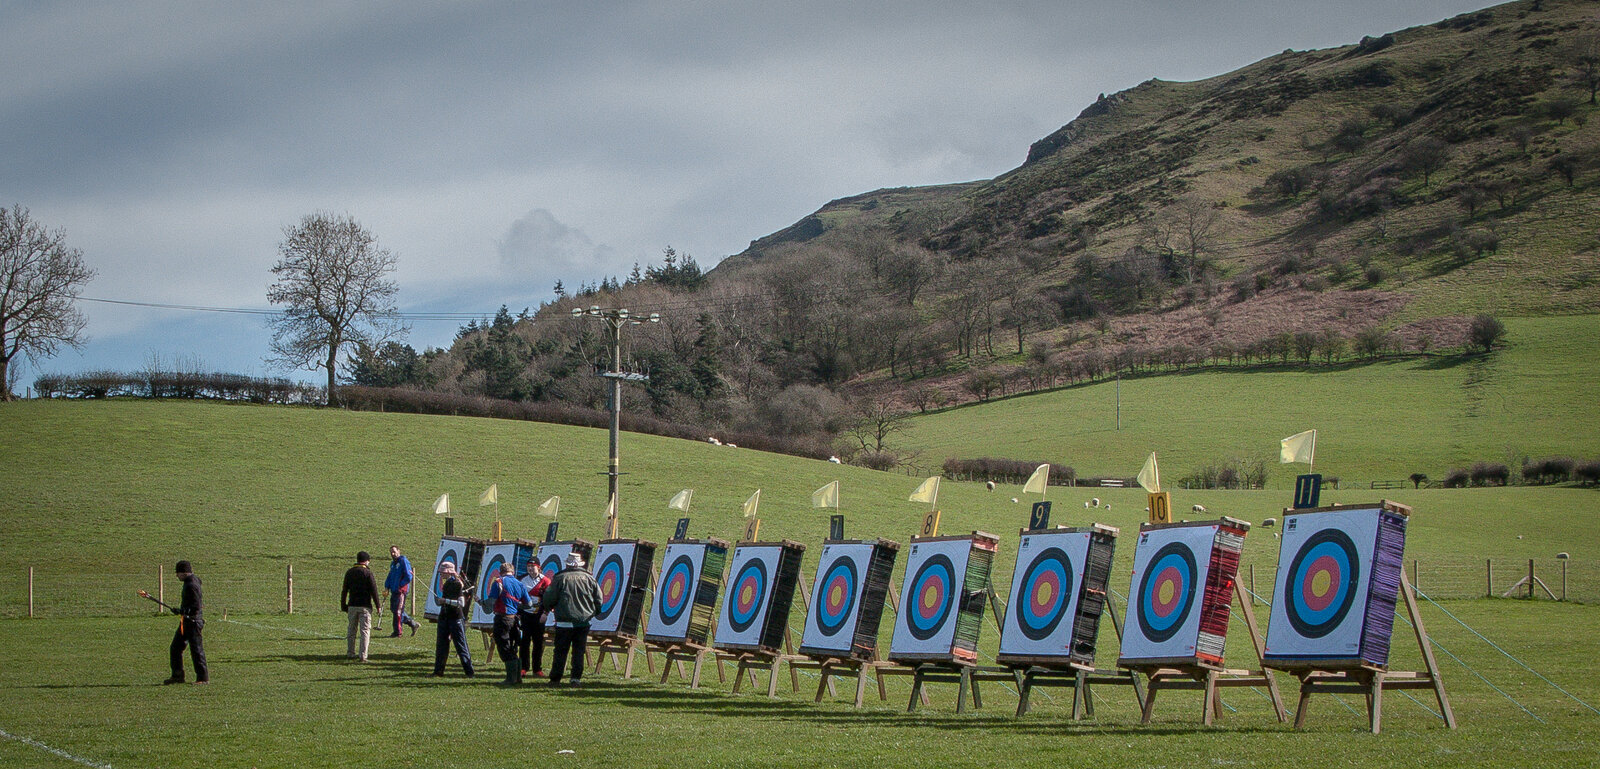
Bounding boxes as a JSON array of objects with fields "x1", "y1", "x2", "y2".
[
  {"x1": 1412, "y1": 558, "x2": 1419, "y2": 592},
  {"x1": 1527, "y1": 559, "x2": 1535, "y2": 600},
  {"x1": 1486, "y1": 559, "x2": 1493, "y2": 598},
  {"x1": 1249, "y1": 565, "x2": 1257, "y2": 606},
  {"x1": 287, "y1": 563, "x2": 294, "y2": 614},
  {"x1": 28, "y1": 566, "x2": 33, "y2": 618},
  {"x1": 158, "y1": 564, "x2": 165, "y2": 609},
  {"x1": 1561, "y1": 559, "x2": 1567, "y2": 601}
]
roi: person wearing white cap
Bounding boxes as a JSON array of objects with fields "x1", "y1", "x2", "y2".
[
  {"x1": 540, "y1": 551, "x2": 602, "y2": 685},
  {"x1": 430, "y1": 562, "x2": 474, "y2": 677}
]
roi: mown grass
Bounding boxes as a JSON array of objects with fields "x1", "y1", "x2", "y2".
[
  {"x1": 906, "y1": 315, "x2": 1600, "y2": 483},
  {"x1": 2, "y1": 396, "x2": 1598, "y2": 767}
]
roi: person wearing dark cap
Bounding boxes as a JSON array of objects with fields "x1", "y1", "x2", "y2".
[
  {"x1": 164, "y1": 560, "x2": 207, "y2": 684},
  {"x1": 431, "y1": 561, "x2": 474, "y2": 677},
  {"x1": 341, "y1": 551, "x2": 382, "y2": 662}
]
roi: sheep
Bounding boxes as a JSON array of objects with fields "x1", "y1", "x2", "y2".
[
  {"x1": 1091, "y1": 497, "x2": 1101, "y2": 507},
  {"x1": 1192, "y1": 504, "x2": 1207, "y2": 514},
  {"x1": 986, "y1": 481, "x2": 996, "y2": 490},
  {"x1": 707, "y1": 437, "x2": 722, "y2": 446},
  {"x1": 1084, "y1": 501, "x2": 1092, "y2": 509},
  {"x1": 1011, "y1": 497, "x2": 1019, "y2": 504},
  {"x1": 828, "y1": 456, "x2": 842, "y2": 464}
]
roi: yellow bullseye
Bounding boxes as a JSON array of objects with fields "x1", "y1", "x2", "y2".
[
  {"x1": 740, "y1": 584, "x2": 755, "y2": 603},
  {"x1": 1034, "y1": 583, "x2": 1053, "y2": 605},
  {"x1": 922, "y1": 586, "x2": 939, "y2": 610},
  {"x1": 1158, "y1": 580, "x2": 1176, "y2": 605},
  {"x1": 1311, "y1": 570, "x2": 1333, "y2": 597},
  {"x1": 828, "y1": 584, "x2": 843, "y2": 605}
]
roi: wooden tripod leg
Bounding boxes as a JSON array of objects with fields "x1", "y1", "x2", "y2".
[
  {"x1": 767, "y1": 662, "x2": 780, "y2": 698},
  {"x1": 1402, "y1": 576, "x2": 1458, "y2": 729},
  {"x1": 853, "y1": 666, "x2": 869, "y2": 708},
  {"x1": 956, "y1": 668, "x2": 970, "y2": 714},
  {"x1": 732, "y1": 660, "x2": 747, "y2": 694},
  {"x1": 689, "y1": 651, "x2": 704, "y2": 689},
  {"x1": 1203, "y1": 670, "x2": 1218, "y2": 726},
  {"x1": 908, "y1": 669, "x2": 925, "y2": 713},
  {"x1": 1018, "y1": 672, "x2": 1035, "y2": 718},
  {"x1": 1140, "y1": 675, "x2": 1159, "y2": 725},
  {"x1": 1235, "y1": 581, "x2": 1288, "y2": 722},
  {"x1": 1369, "y1": 672, "x2": 1384, "y2": 735},
  {"x1": 814, "y1": 666, "x2": 831, "y2": 703},
  {"x1": 1294, "y1": 674, "x2": 1313, "y2": 729}
]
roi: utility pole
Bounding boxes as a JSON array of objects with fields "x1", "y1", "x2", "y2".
[
  {"x1": 572, "y1": 306, "x2": 658, "y2": 514},
  {"x1": 1116, "y1": 373, "x2": 1122, "y2": 431}
]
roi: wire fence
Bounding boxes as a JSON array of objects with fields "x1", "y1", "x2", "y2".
[{"x1": 3, "y1": 555, "x2": 1596, "y2": 620}]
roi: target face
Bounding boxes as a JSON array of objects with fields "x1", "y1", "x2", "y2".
[
  {"x1": 427, "y1": 538, "x2": 463, "y2": 617},
  {"x1": 889, "y1": 538, "x2": 975, "y2": 657},
  {"x1": 1285, "y1": 529, "x2": 1360, "y2": 638},
  {"x1": 815, "y1": 555, "x2": 859, "y2": 637},
  {"x1": 999, "y1": 531, "x2": 1094, "y2": 659},
  {"x1": 1265, "y1": 508, "x2": 1388, "y2": 661},
  {"x1": 905, "y1": 554, "x2": 957, "y2": 640},
  {"x1": 594, "y1": 552, "x2": 627, "y2": 621},
  {"x1": 469, "y1": 542, "x2": 524, "y2": 627},
  {"x1": 658, "y1": 554, "x2": 695, "y2": 625},
  {"x1": 1119, "y1": 524, "x2": 1218, "y2": 663},
  {"x1": 1015, "y1": 547, "x2": 1074, "y2": 640},
  {"x1": 534, "y1": 543, "x2": 579, "y2": 629},
  {"x1": 726, "y1": 559, "x2": 768, "y2": 632},
  {"x1": 800, "y1": 543, "x2": 877, "y2": 652},
  {"x1": 1136, "y1": 542, "x2": 1197, "y2": 642}
]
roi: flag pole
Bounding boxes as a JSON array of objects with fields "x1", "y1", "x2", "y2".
[{"x1": 1309, "y1": 430, "x2": 1317, "y2": 474}]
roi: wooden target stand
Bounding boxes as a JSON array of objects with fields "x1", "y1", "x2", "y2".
[
  {"x1": 1008, "y1": 588, "x2": 1146, "y2": 720},
  {"x1": 789, "y1": 572, "x2": 904, "y2": 709},
  {"x1": 1121, "y1": 580, "x2": 1289, "y2": 726},
  {"x1": 1264, "y1": 577, "x2": 1456, "y2": 734}
]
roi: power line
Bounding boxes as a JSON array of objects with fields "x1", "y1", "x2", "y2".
[{"x1": 79, "y1": 296, "x2": 498, "y2": 322}]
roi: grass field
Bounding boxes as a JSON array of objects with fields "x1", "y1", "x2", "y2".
[
  {"x1": 905, "y1": 315, "x2": 1600, "y2": 484},
  {"x1": 2, "y1": 390, "x2": 1597, "y2": 766}
]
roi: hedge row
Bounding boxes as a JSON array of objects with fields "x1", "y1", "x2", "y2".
[
  {"x1": 34, "y1": 370, "x2": 320, "y2": 404},
  {"x1": 336, "y1": 386, "x2": 835, "y2": 461},
  {"x1": 941, "y1": 457, "x2": 1076, "y2": 487}
]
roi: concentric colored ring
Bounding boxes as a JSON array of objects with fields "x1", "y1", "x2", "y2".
[
  {"x1": 657, "y1": 554, "x2": 695, "y2": 626},
  {"x1": 906, "y1": 553, "x2": 956, "y2": 641},
  {"x1": 1136, "y1": 542, "x2": 1197, "y2": 643},
  {"x1": 726, "y1": 557, "x2": 769, "y2": 633},
  {"x1": 432, "y1": 550, "x2": 459, "y2": 602},
  {"x1": 594, "y1": 552, "x2": 627, "y2": 621},
  {"x1": 540, "y1": 553, "x2": 564, "y2": 580},
  {"x1": 1284, "y1": 528, "x2": 1360, "y2": 639},
  {"x1": 480, "y1": 554, "x2": 508, "y2": 602},
  {"x1": 814, "y1": 555, "x2": 859, "y2": 637},
  {"x1": 1014, "y1": 547, "x2": 1074, "y2": 641}
]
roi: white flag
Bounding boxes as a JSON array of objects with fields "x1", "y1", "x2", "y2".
[
  {"x1": 537, "y1": 496, "x2": 560, "y2": 518},
  {"x1": 1137, "y1": 452, "x2": 1160, "y2": 493},
  {"x1": 667, "y1": 489, "x2": 693, "y2": 512},
  {"x1": 478, "y1": 484, "x2": 498, "y2": 507},
  {"x1": 1281, "y1": 430, "x2": 1317, "y2": 465},
  {"x1": 1022, "y1": 464, "x2": 1050, "y2": 495},
  {"x1": 742, "y1": 490, "x2": 761, "y2": 518},
  {"x1": 431, "y1": 493, "x2": 450, "y2": 515},
  {"x1": 909, "y1": 476, "x2": 940, "y2": 506},
  {"x1": 812, "y1": 480, "x2": 839, "y2": 509}
]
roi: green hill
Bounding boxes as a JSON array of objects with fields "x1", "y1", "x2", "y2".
[{"x1": 904, "y1": 315, "x2": 1600, "y2": 483}]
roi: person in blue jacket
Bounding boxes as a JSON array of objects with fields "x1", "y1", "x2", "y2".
[
  {"x1": 482, "y1": 561, "x2": 531, "y2": 684},
  {"x1": 383, "y1": 545, "x2": 421, "y2": 637}
]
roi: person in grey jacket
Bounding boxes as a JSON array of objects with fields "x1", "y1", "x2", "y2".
[{"x1": 541, "y1": 551, "x2": 602, "y2": 685}]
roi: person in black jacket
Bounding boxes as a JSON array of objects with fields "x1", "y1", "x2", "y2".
[
  {"x1": 164, "y1": 560, "x2": 208, "y2": 684},
  {"x1": 542, "y1": 551, "x2": 602, "y2": 686},
  {"x1": 341, "y1": 551, "x2": 382, "y2": 662},
  {"x1": 431, "y1": 562, "x2": 474, "y2": 677}
]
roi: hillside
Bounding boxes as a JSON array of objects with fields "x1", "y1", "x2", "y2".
[{"x1": 720, "y1": 0, "x2": 1600, "y2": 325}]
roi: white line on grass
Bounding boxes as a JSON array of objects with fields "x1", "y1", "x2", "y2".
[
  {"x1": 0, "y1": 728, "x2": 114, "y2": 769},
  {"x1": 218, "y1": 617, "x2": 340, "y2": 639}
]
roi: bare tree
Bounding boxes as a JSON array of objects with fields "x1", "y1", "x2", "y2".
[
  {"x1": 846, "y1": 399, "x2": 914, "y2": 454},
  {"x1": 267, "y1": 213, "x2": 404, "y2": 406},
  {"x1": 1572, "y1": 34, "x2": 1600, "y2": 105},
  {"x1": 1, "y1": 206, "x2": 94, "y2": 400}
]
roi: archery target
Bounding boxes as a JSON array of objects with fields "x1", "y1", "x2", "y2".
[
  {"x1": 999, "y1": 530, "x2": 1092, "y2": 658},
  {"x1": 1119, "y1": 524, "x2": 1217, "y2": 662},
  {"x1": 646, "y1": 543, "x2": 707, "y2": 640},
  {"x1": 1265, "y1": 508, "x2": 1382, "y2": 660},
  {"x1": 589, "y1": 542, "x2": 635, "y2": 633},
  {"x1": 800, "y1": 543, "x2": 875, "y2": 653},
  {"x1": 889, "y1": 538, "x2": 973, "y2": 657},
  {"x1": 469, "y1": 543, "x2": 520, "y2": 627},
  {"x1": 535, "y1": 542, "x2": 579, "y2": 629},
  {"x1": 426, "y1": 537, "x2": 465, "y2": 617},
  {"x1": 714, "y1": 544, "x2": 781, "y2": 647}
]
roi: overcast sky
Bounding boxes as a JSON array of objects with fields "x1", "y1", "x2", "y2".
[{"x1": 2, "y1": 0, "x2": 1496, "y2": 388}]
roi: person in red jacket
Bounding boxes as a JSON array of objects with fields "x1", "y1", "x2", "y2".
[{"x1": 516, "y1": 559, "x2": 552, "y2": 677}]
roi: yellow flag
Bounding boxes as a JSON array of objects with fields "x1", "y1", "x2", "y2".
[
  {"x1": 478, "y1": 484, "x2": 498, "y2": 507},
  {"x1": 1022, "y1": 464, "x2": 1050, "y2": 495},
  {"x1": 812, "y1": 480, "x2": 839, "y2": 510},
  {"x1": 1281, "y1": 429, "x2": 1317, "y2": 465},
  {"x1": 742, "y1": 489, "x2": 761, "y2": 518},
  {"x1": 603, "y1": 493, "x2": 618, "y2": 537},
  {"x1": 537, "y1": 496, "x2": 560, "y2": 518},
  {"x1": 1137, "y1": 452, "x2": 1161, "y2": 493},
  {"x1": 667, "y1": 489, "x2": 693, "y2": 512},
  {"x1": 431, "y1": 493, "x2": 450, "y2": 515},
  {"x1": 909, "y1": 476, "x2": 940, "y2": 506}
]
